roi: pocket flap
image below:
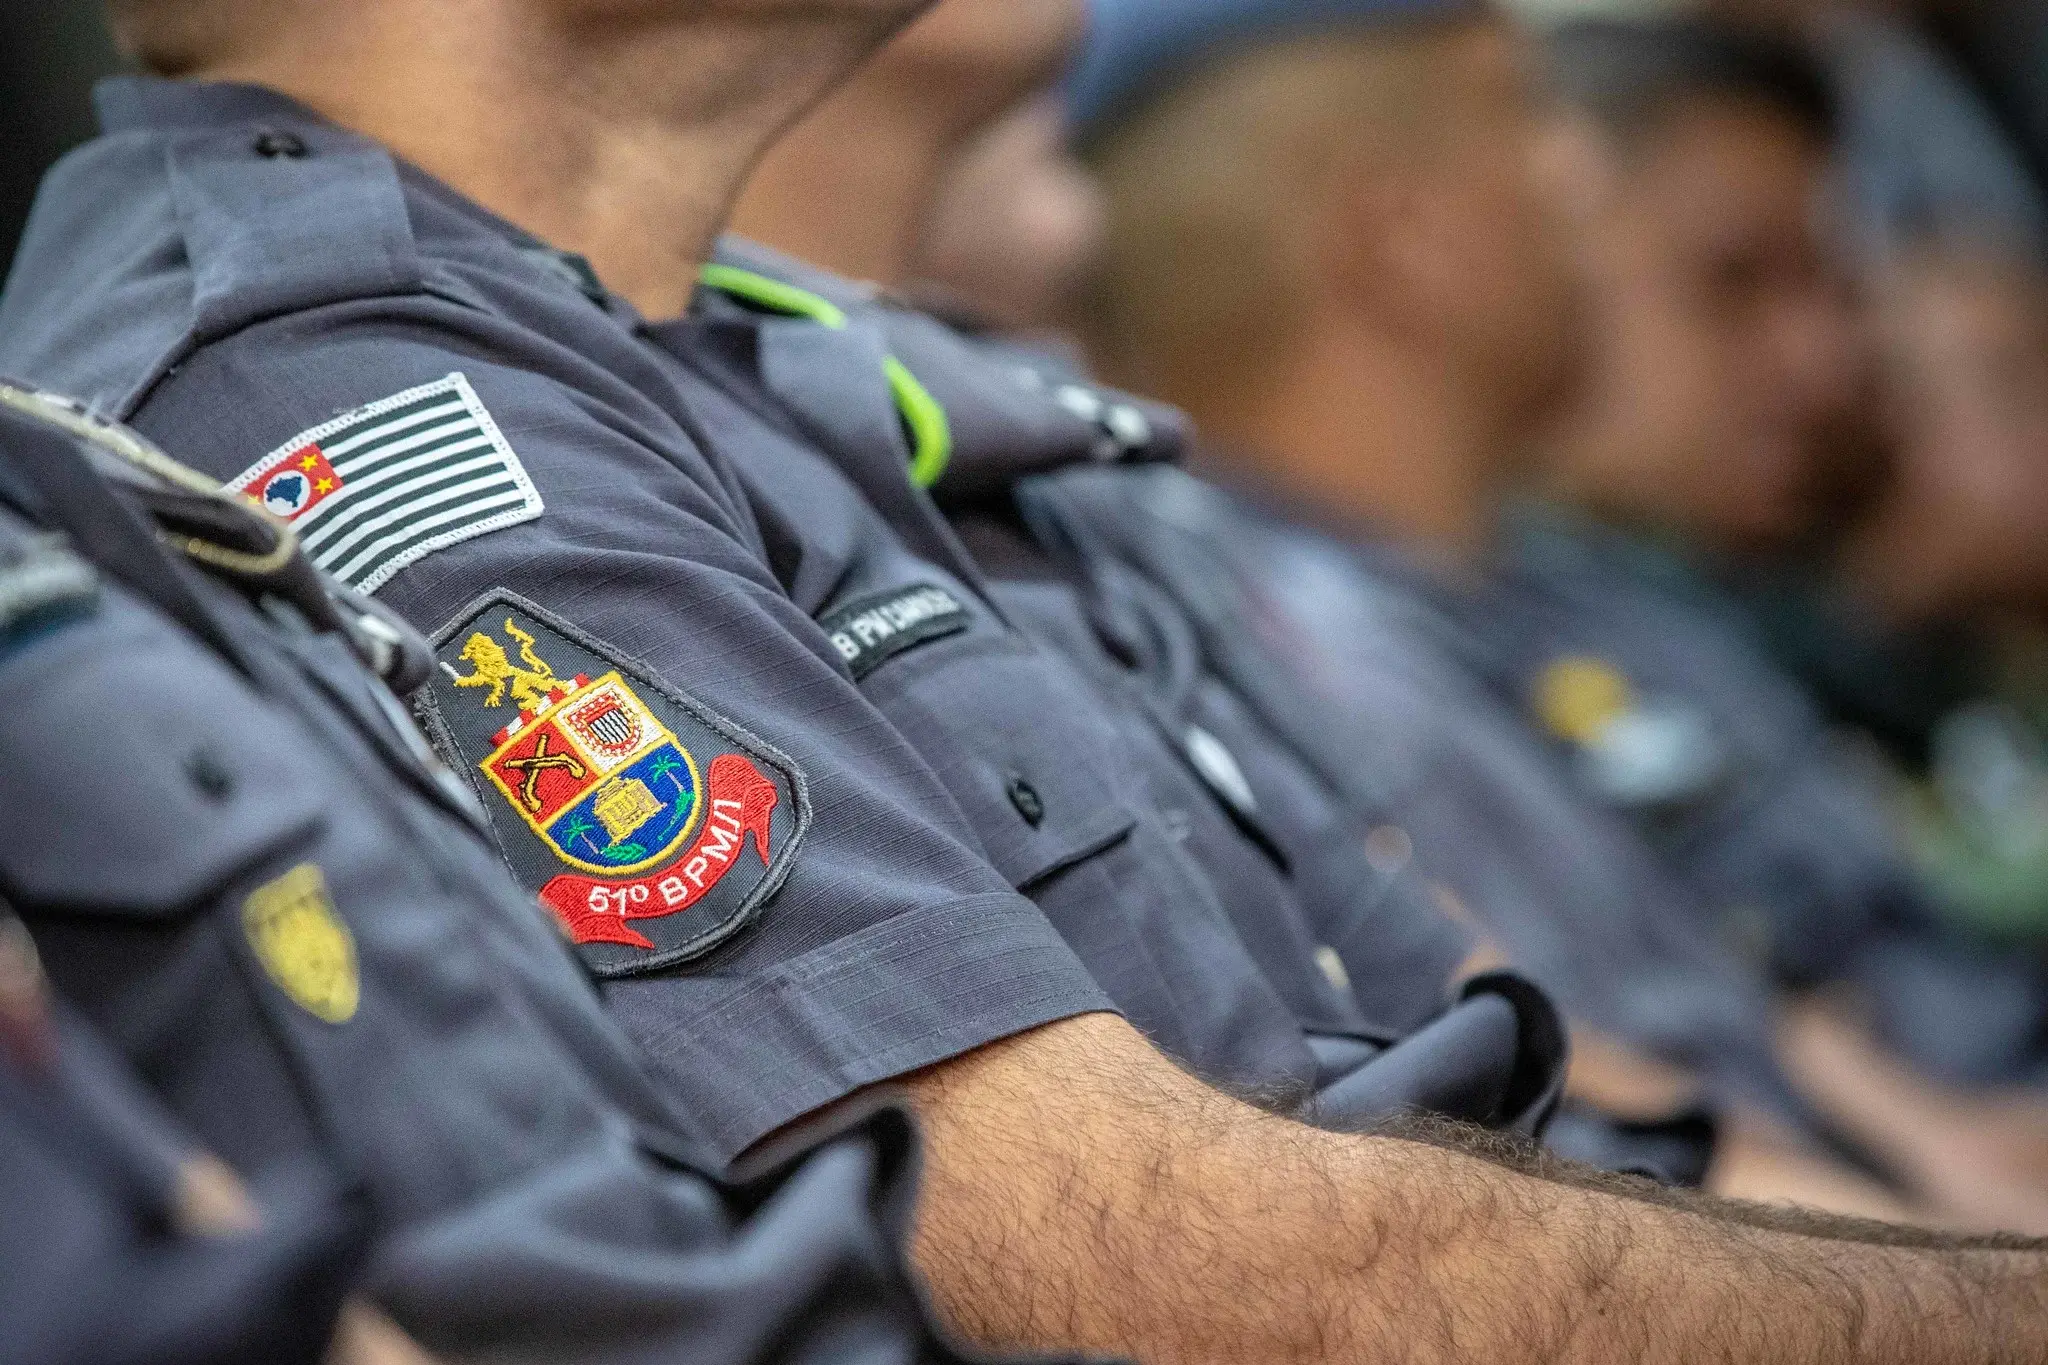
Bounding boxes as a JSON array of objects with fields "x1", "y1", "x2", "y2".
[
  {"x1": 860, "y1": 633, "x2": 1138, "y2": 891},
  {"x1": 0, "y1": 594, "x2": 323, "y2": 915}
]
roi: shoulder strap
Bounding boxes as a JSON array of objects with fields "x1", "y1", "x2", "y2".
[
  {"x1": 0, "y1": 385, "x2": 433, "y2": 692},
  {"x1": 0, "y1": 388, "x2": 255, "y2": 672}
]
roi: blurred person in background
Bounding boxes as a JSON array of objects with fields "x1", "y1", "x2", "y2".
[
  {"x1": 1059, "y1": 0, "x2": 2048, "y2": 1230},
  {"x1": 1451, "y1": 14, "x2": 2048, "y2": 1225},
  {"x1": 1794, "y1": 246, "x2": 2048, "y2": 948},
  {"x1": 730, "y1": 0, "x2": 1966, "y2": 1219},
  {"x1": 1791, "y1": 236, "x2": 2048, "y2": 1189},
  {"x1": 1698, "y1": 0, "x2": 2048, "y2": 981},
  {"x1": 1720, "y1": 239, "x2": 2048, "y2": 1188},
  {"x1": 1472, "y1": 17, "x2": 1890, "y2": 986}
]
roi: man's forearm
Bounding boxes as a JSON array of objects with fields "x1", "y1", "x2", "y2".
[{"x1": 908, "y1": 1013, "x2": 2048, "y2": 1364}]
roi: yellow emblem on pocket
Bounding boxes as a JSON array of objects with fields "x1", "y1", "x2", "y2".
[
  {"x1": 1533, "y1": 656, "x2": 1635, "y2": 745},
  {"x1": 243, "y1": 864, "x2": 359, "y2": 1024}
]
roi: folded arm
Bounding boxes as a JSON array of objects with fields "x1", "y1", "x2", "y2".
[{"x1": 909, "y1": 1012, "x2": 2048, "y2": 1365}]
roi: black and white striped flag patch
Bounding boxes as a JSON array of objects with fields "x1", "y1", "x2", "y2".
[{"x1": 228, "y1": 373, "x2": 544, "y2": 594}]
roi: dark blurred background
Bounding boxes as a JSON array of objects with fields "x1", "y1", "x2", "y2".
[{"x1": 1, "y1": 0, "x2": 121, "y2": 279}]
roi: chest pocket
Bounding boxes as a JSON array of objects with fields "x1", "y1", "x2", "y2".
[
  {"x1": 851, "y1": 626, "x2": 1138, "y2": 892},
  {"x1": 0, "y1": 593, "x2": 322, "y2": 916}
]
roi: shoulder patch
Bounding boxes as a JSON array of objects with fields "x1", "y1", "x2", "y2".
[
  {"x1": 417, "y1": 592, "x2": 810, "y2": 977},
  {"x1": 227, "y1": 373, "x2": 543, "y2": 594},
  {"x1": 819, "y1": 583, "x2": 971, "y2": 681}
]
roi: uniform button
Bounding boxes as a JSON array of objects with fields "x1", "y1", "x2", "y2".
[
  {"x1": 1104, "y1": 403, "x2": 1153, "y2": 451},
  {"x1": 185, "y1": 748, "x2": 236, "y2": 801},
  {"x1": 252, "y1": 130, "x2": 309, "y2": 159},
  {"x1": 1006, "y1": 775, "x2": 1045, "y2": 827},
  {"x1": 1314, "y1": 945, "x2": 1352, "y2": 993},
  {"x1": 1363, "y1": 824, "x2": 1413, "y2": 876},
  {"x1": 1184, "y1": 724, "x2": 1256, "y2": 816}
]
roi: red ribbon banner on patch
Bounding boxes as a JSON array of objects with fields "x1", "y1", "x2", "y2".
[{"x1": 541, "y1": 754, "x2": 780, "y2": 951}]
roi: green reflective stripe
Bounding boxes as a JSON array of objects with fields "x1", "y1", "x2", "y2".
[
  {"x1": 699, "y1": 263, "x2": 952, "y2": 486},
  {"x1": 886, "y1": 357, "x2": 953, "y2": 488},
  {"x1": 697, "y1": 263, "x2": 848, "y2": 329}
]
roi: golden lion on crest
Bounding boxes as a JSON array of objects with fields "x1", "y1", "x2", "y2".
[{"x1": 448, "y1": 618, "x2": 562, "y2": 710}]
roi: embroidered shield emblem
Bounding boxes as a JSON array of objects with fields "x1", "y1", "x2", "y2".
[
  {"x1": 243, "y1": 864, "x2": 359, "y2": 1024},
  {"x1": 420, "y1": 592, "x2": 809, "y2": 977},
  {"x1": 475, "y1": 667, "x2": 704, "y2": 877}
]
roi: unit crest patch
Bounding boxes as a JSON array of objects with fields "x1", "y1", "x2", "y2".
[
  {"x1": 419, "y1": 593, "x2": 809, "y2": 976},
  {"x1": 227, "y1": 373, "x2": 544, "y2": 595}
]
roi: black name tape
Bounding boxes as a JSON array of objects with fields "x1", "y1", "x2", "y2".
[{"x1": 819, "y1": 584, "x2": 970, "y2": 681}]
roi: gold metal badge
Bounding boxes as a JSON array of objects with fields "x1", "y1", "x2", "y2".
[
  {"x1": 242, "y1": 864, "x2": 359, "y2": 1024},
  {"x1": 1533, "y1": 656, "x2": 1635, "y2": 745}
]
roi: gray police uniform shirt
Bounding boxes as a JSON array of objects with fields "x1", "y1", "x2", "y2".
[
  {"x1": 1, "y1": 964, "x2": 361, "y2": 1365},
  {"x1": 1, "y1": 78, "x2": 1558, "y2": 1141},
  {"x1": 1466, "y1": 506, "x2": 2048, "y2": 1083},
  {"x1": 0, "y1": 389, "x2": 1035, "y2": 1365},
  {"x1": 1022, "y1": 467, "x2": 1801, "y2": 1120},
  {"x1": 1475, "y1": 505, "x2": 1929, "y2": 979}
]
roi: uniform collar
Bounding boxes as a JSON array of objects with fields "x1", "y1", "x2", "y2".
[
  {"x1": 694, "y1": 239, "x2": 1190, "y2": 503},
  {"x1": 91, "y1": 76, "x2": 648, "y2": 332},
  {"x1": 95, "y1": 74, "x2": 330, "y2": 137}
]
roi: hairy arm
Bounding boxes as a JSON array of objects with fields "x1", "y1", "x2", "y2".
[{"x1": 908, "y1": 1012, "x2": 2048, "y2": 1364}]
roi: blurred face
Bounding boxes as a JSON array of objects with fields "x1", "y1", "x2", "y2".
[
  {"x1": 915, "y1": 94, "x2": 1106, "y2": 328},
  {"x1": 1566, "y1": 99, "x2": 1863, "y2": 548},
  {"x1": 1394, "y1": 25, "x2": 1587, "y2": 430},
  {"x1": 1853, "y1": 253, "x2": 2048, "y2": 617},
  {"x1": 863, "y1": 0, "x2": 1082, "y2": 124}
]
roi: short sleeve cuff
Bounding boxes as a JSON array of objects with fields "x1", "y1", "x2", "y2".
[{"x1": 609, "y1": 890, "x2": 1116, "y2": 1164}]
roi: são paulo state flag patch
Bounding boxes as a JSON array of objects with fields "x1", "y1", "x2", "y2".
[{"x1": 228, "y1": 373, "x2": 544, "y2": 594}]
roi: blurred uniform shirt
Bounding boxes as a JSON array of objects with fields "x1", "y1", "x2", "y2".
[
  {"x1": 1464, "y1": 504, "x2": 2048, "y2": 1084},
  {"x1": 0, "y1": 909, "x2": 362, "y2": 1365},
  {"x1": 966, "y1": 460, "x2": 1800, "y2": 1129}
]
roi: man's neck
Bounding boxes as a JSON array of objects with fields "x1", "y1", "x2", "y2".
[
  {"x1": 1196, "y1": 330, "x2": 1512, "y2": 568},
  {"x1": 186, "y1": 5, "x2": 906, "y2": 318}
]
